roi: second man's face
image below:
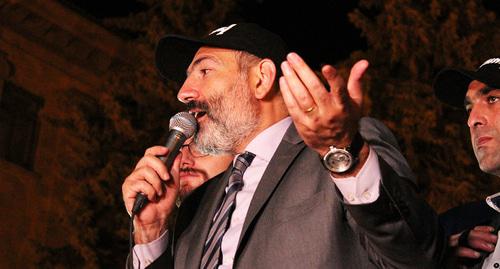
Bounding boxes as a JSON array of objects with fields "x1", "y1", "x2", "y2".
[
  {"x1": 465, "y1": 80, "x2": 500, "y2": 176},
  {"x1": 179, "y1": 139, "x2": 233, "y2": 198}
]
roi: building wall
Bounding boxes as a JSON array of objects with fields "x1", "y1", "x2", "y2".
[{"x1": 0, "y1": 0, "x2": 132, "y2": 267}]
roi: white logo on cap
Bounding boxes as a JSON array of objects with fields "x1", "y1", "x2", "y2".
[
  {"x1": 479, "y1": 58, "x2": 500, "y2": 68},
  {"x1": 210, "y1": 24, "x2": 237, "y2": 36}
]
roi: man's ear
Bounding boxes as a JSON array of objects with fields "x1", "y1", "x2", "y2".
[{"x1": 253, "y1": 59, "x2": 277, "y2": 100}]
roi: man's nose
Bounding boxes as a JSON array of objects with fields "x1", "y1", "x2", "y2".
[
  {"x1": 467, "y1": 104, "x2": 488, "y2": 129},
  {"x1": 180, "y1": 146, "x2": 195, "y2": 167},
  {"x1": 177, "y1": 78, "x2": 200, "y2": 104}
]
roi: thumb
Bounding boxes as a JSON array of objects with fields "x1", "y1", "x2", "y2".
[{"x1": 347, "y1": 59, "x2": 369, "y2": 108}]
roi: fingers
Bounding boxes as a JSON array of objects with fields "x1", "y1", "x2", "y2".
[
  {"x1": 467, "y1": 228, "x2": 497, "y2": 252},
  {"x1": 285, "y1": 53, "x2": 327, "y2": 101},
  {"x1": 133, "y1": 167, "x2": 165, "y2": 197},
  {"x1": 123, "y1": 167, "x2": 164, "y2": 214},
  {"x1": 279, "y1": 76, "x2": 303, "y2": 118},
  {"x1": 283, "y1": 53, "x2": 337, "y2": 110},
  {"x1": 281, "y1": 53, "x2": 368, "y2": 113},
  {"x1": 449, "y1": 233, "x2": 460, "y2": 247},
  {"x1": 473, "y1": 226, "x2": 496, "y2": 233},
  {"x1": 144, "y1": 145, "x2": 169, "y2": 156},
  {"x1": 122, "y1": 146, "x2": 172, "y2": 214},
  {"x1": 280, "y1": 61, "x2": 317, "y2": 113},
  {"x1": 279, "y1": 52, "x2": 367, "y2": 156},
  {"x1": 136, "y1": 147, "x2": 170, "y2": 180},
  {"x1": 321, "y1": 64, "x2": 346, "y2": 105},
  {"x1": 456, "y1": 246, "x2": 481, "y2": 259},
  {"x1": 451, "y1": 226, "x2": 497, "y2": 260},
  {"x1": 346, "y1": 60, "x2": 369, "y2": 107}
]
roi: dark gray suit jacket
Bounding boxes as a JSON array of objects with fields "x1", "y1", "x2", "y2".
[{"x1": 144, "y1": 117, "x2": 446, "y2": 268}]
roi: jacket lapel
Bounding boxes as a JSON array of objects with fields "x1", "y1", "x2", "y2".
[
  {"x1": 180, "y1": 167, "x2": 233, "y2": 269},
  {"x1": 236, "y1": 123, "x2": 305, "y2": 253}
]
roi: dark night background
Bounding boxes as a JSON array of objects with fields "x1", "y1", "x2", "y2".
[
  {"x1": 61, "y1": 0, "x2": 499, "y2": 66},
  {"x1": 1, "y1": 0, "x2": 499, "y2": 267},
  {"x1": 62, "y1": 0, "x2": 367, "y2": 67}
]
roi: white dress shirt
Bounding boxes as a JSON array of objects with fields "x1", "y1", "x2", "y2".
[
  {"x1": 482, "y1": 230, "x2": 500, "y2": 269},
  {"x1": 133, "y1": 116, "x2": 382, "y2": 268},
  {"x1": 481, "y1": 192, "x2": 500, "y2": 269}
]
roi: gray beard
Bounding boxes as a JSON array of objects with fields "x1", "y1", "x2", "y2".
[{"x1": 194, "y1": 81, "x2": 259, "y2": 156}]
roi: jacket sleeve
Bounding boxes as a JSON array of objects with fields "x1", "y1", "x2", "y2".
[
  {"x1": 359, "y1": 117, "x2": 417, "y2": 184},
  {"x1": 345, "y1": 117, "x2": 447, "y2": 268},
  {"x1": 145, "y1": 247, "x2": 174, "y2": 269}
]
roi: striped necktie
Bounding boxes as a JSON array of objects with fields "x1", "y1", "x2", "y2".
[{"x1": 200, "y1": 151, "x2": 256, "y2": 269}]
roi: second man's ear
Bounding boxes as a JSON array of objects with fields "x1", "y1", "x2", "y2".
[{"x1": 254, "y1": 59, "x2": 277, "y2": 99}]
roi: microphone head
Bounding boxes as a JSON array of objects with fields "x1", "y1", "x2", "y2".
[{"x1": 169, "y1": 111, "x2": 197, "y2": 138}]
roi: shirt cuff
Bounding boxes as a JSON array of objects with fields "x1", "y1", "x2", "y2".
[
  {"x1": 331, "y1": 146, "x2": 381, "y2": 204},
  {"x1": 132, "y1": 229, "x2": 169, "y2": 269}
]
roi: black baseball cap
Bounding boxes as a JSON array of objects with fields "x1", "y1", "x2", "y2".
[
  {"x1": 155, "y1": 23, "x2": 288, "y2": 83},
  {"x1": 433, "y1": 56, "x2": 500, "y2": 108}
]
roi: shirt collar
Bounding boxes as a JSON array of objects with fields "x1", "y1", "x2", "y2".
[{"x1": 244, "y1": 117, "x2": 292, "y2": 163}]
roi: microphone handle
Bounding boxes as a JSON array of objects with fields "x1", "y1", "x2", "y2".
[
  {"x1": 131, "y1": 130, "x2": 187, "y2": 214},
  {"x1": 161, "y1": 130, "x2": 186, "y2": 168}
]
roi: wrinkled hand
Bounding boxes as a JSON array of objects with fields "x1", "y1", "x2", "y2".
[
  {"x1": 122, "y1": 146, "x2": 181, "y2": 244},
  {"x1": 449, "y1": 226, "x2": 497, "y2": 260},
  {"x1": 279, "y1": 52, "x2": 369, "y2": 157}
]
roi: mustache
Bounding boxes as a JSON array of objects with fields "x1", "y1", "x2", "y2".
[
  {"x1": 187, "y1": 101, "x2": 209, "y2": 111},
  {"x1": 180, "y1": 167, "x2": 202, "y2": 173}
]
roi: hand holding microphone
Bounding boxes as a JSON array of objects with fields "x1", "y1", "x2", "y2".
[
  {"x1": 132, "y1": 111, "x2": 197, "y2": 214},
  {"x1": 122, "y1": 111, "x2": 197, "y2": 244}
]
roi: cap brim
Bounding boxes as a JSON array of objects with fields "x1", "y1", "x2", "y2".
[
  {"x1": 433, "y1": 68, "x2": 476, "y2": 108},
  {"x1": 155, "y1": 35, "x2": 203, "y2": 83},
  {"x1": 155, "y1": 34, "x2": 264, "y2": 83}
]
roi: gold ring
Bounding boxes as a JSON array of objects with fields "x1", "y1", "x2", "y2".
[{"x1": 305, "y1": 106, "x2": 316, "y2": 113}]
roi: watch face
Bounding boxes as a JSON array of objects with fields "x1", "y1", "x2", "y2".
[
  {"x1": 324, "y1": 148, "x2": 353, "y2": 173},
  {"x1": 486, "y1": 192, "x2": 500, "y2": 213}
]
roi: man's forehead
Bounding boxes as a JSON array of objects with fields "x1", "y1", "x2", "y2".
[
  {"x1": 465, "y1": 80, "x2": 499, "y2": 103},
  {"x1": 466, "y1": 80, "x2": 490, "y2": 95},
  {"x1": 188, "y1": 47, "x2": 239, "y2": 69},
  {"x1": 193, "y1": 47, "x2": 239, "y2": 60}
]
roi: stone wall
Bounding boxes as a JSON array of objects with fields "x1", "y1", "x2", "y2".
[{"x1": 0, "y1": 0, "x2": 132, "y2": 267}]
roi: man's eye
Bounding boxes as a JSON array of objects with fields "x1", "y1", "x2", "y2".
[
  {"x1": 200, "y1": 69, "x2": 210, "y2": 75},
  {"x1": 487, "y1": 96, "x2": 499, "y2": 104}
]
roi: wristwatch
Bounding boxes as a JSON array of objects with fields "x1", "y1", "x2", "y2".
[{"x1": 322, "y1": 132, "x2": 364, "y2": 173}]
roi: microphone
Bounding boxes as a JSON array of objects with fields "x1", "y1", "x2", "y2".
[{"x1": 131, "y1": 111, "x2": 197, "y2": 214}]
